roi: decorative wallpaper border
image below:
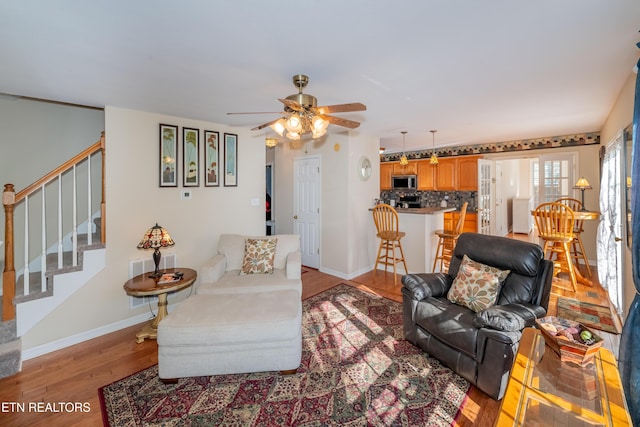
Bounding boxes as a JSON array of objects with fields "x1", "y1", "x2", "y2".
[{"x1": 381, "y1": 132, "x2": 600, "y2": 162}]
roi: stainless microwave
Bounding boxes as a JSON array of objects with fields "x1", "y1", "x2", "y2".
[{"x1": 392, "y1": 175, "x2": 417, "y2": 190}]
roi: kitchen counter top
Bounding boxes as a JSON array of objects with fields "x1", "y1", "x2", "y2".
[{"x1": 392, "y1": 207, "x2": 456, "y2": 215}]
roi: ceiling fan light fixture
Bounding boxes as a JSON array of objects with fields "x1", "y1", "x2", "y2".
[
  {"x1": 286, "y1": 114, "x2": 302, "y2": 133},
  {"x1": 312, "y1": 115, "x2": 328, "y2": 132},
  {"x1": 270, "y1": 119, "x2": 286, "y2": 136},
  {"x1": 429, "y1": 130, "x2": 439, "y2": 165},
  {"x1": 287, "y1": 131, "x2": 301, "y2": 141}
]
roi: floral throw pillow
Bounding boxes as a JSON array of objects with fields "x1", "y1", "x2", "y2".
[
  {"x1": 447, "y1": 254, "x2": 511, "y2": 312},
  {"x1": 240, "y1": 238, "x2": 277, "y2": 275}
]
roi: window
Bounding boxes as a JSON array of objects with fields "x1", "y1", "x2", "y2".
[{"x1": 535, "y1": 153, "x2": 576, "y2": 205}]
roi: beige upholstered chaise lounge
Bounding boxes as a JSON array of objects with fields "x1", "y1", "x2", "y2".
[{"x1": 157, "y1": 234, "x2": 302, "y2": 381}]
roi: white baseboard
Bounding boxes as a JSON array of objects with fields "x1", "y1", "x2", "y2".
[
  {"x1": 319, "y1": 264, "x2": 378, "y2": 281},
  {"x1": 22, "y1": 301, "x2": 182, "y2": 360}
]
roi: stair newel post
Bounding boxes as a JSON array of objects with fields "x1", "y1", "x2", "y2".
[
  {"x1": 3, "y1": 184, "x2": 16, "y2": 321},
  {"x1": 100, "y1": 131, "x2": 106, "y2": 244}
]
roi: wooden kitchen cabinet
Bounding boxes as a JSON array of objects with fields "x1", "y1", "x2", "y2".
[
  {"x1": 393, "y1": 161, "x2": 417, "y2": 175},
  {"x1": 380, "y1": 163, "x2": 394, "y2": 190},
  {"x1": 457, "y1": 156, "x2": 479, "y2": 191},
  {"x1": 435, "y1": 158, "x2": 457, "y2": 190},
  {"x1": 417, "y1": 160, "x2": 435, "y2": 190},
  {"x1": 444, "y1": 211, "x2": 478, "y2": 232}
]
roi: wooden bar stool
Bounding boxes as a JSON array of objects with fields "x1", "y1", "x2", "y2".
[
  {"x1": 532, "y1": 202, "x2": 577, "y2": 292},
  {"x1": 432, "y1": 202, "x2": 468, "y2": 273},
  {"x1": 372, "y1": 204, "x2": 408, "y2": 284},
  {"x1": 556, "y1": 197, "x2": 592, "y2": 277}
]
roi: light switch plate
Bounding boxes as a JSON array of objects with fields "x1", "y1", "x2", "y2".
[{"x1": 181, "y1": 190, "x2": 192, "y2": 199}]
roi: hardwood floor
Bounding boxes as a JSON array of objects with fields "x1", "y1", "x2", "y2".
[{"x1": 0, "y1": 237, "x2": 621, "y2": 427}]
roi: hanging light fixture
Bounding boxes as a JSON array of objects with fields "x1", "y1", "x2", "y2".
[
  {"x1": 429, "y1": 130, "x2": 439, "y2": 165},
  {"x1": 400, "y1": 131, "x2": 409, "y2": 166},
  {"x1": 265, "y1": 137, "x2": 278, "y2": 148}
]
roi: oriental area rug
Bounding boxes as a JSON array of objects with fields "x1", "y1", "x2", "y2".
[
  {"x1": 99, "y1": 284, "x2": 470, "y2": 426},
  {"x1": 556, "y1": 296, "x2": 622, "y2": 334}
]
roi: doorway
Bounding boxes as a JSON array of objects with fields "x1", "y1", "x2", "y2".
[
  {"x1": 597, "y1": 133, "x2": 625, "y2": 315},
  {"x1": 293, "y1": 156, "x2": 321, "y2": 268}
]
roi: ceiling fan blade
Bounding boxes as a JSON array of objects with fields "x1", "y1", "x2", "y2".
[
  {"x1": 278, "y1": 98, "x2": 304, "y2": 112},
  {"x1": 227, "y1": 111, "x2": 283, "y2": 115},
  {"x1": 251, "y1": 118, "x2": 282, "y2": 131},
  {"x1": 324, "y1": 115, "x2": 361, "y2": 129},
  {"x1": 316, "y1": 102, "x2": 367, "y2": 114}
]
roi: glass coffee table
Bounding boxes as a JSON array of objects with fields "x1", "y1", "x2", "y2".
[{"x1": 495, "y1": 328, "x2": 631, "y2": 426}]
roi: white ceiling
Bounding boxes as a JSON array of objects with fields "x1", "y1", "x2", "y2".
[{"x1": 1, "y1": 1, "x2": 638, "y2": 152}]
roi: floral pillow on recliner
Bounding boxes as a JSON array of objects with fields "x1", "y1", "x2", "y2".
[
  {"x1": 447, "y1": 254, "x2": 511, "y2": 312},
  {"x1": 240, "y1": 237, "x2": 277, "y2": 275}
]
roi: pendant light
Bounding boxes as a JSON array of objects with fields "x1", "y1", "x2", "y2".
[
  {"x1": 429, "y1": 130, "x2": 439, "y2": 165},
  {"x1": 400, "y1": 131, "x2": 409, "y2": 166}
]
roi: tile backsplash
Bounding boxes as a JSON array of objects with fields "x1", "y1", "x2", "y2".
[{"x1": 380, "y1": 190, "x2": 477, "y2": 211}]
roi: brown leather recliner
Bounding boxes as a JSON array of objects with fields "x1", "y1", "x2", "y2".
[{"x1": 401, "y1": 232, "x2": 553, "y2": 400}]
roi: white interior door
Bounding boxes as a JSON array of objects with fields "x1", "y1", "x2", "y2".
[
  {"x1": 597, "y1": 134, "x2": 624, "y2": 314},
  {"x1": 495, "y1": 161, "x2": 507, "y2": 236},
  {"x1": 293, "y1": 156, "x2": 321, "y2": 268},
  {"x1": 478, "y1": 159, "x2": 495, "y2": 234}
]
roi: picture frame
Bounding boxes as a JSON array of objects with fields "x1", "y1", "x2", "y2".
[
  {"x1": 159, "y1": 124, "x2": 178, "y2": 187},
  {"x1": 224, "y1": 133, "x2": 238, "y2": 187},
  {"x1": 183, "y1": 127, "x2": 199, "y2": 187},
  {"x1": 204, "y1": 130, "x2": 220, "y2": 187}
]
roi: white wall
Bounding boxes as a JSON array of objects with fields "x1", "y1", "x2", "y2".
[
  {"x1": 273, "y1": 131, "x2": 379, "y2": 278},
  {"x1": 22, "y1": 106, "x2": 264, "y2": 350}
]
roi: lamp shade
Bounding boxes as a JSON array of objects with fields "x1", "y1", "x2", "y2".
[
  {"x1": 137, "y1": 223, "x2": 175, "y2": 249},
  {"x1": 573, "y1": 177, "x2": 592, "y2": 189},
  {"x1": 270, "y1": 119, "x2": 286, "y2": 136}
]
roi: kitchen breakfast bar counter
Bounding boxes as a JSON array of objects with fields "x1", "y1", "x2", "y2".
[{"x1": 371, "y1": 206, "x2": 455, "y2": 274}]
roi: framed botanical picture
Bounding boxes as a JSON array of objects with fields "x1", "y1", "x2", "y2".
[
  {"x1": 183, "y1": 127, "x2": 199, "y2": 187},
  {"x1": 159, "y1": 124, "x2": 178, "y2": 187},
  {"x1": 204, "y1": 130, "x2": 220, "y2": 187},
  {"x1": 224, "y1": 133, "x2": 238, "y2": 187}
]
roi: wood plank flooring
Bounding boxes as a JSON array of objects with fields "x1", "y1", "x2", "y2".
[{"x1": 0, "y1": 233, "x2": 622, "y2": 427}]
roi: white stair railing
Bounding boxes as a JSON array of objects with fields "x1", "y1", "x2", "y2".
[{"x1": 3, "y1": 133, "x2": 105, "y2": 320}]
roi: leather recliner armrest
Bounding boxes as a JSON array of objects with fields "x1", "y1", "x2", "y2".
[
  {"x1": 474, "y1": 303, "x2": 546, "y2": 332},
  {"x1": 401, "y1": 273, "x2": 452, "y2": 301}
]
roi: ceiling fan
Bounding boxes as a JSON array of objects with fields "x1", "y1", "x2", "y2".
[{"x1": 227, "y1": 74, "x2": 366, "y2": 141}]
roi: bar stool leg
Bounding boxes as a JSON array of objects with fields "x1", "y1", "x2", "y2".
[
  {"x1": 397, "y1": 239, "x2": 408, "y2": 274},
  {"x1": 374, "y1": 239, "x2": 384, "y2": 275},
  {"x1": 432, "y1": 236, "x2": 444, "y2": 273},
  {"x1": 574, "y1": 235, "x2": 592, "y2": 277},
  {"x1": 562, "y1": 241, "x2": 578, "y2": 292}
]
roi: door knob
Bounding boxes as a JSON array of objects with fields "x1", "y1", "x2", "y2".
[
  {"x1": 293, "y1": 215, "x2": 298, "y2": 219},
  {"x1": 615, "y1": 236, "x2": 622, "y2": 242}
]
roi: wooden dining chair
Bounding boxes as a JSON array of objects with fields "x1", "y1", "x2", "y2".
[
  {"x1": 532, "y1": 202, "x2": 577, "y2": 291},
  {"x1": 372, "y1": 203, "x2": 408, "y2": 284},
  {"x1": 556, "y1": 197, "x2": 592, "y2": 277},
  {"x1": 432, "y1": 202, "x2": 468, "y2": 273}
]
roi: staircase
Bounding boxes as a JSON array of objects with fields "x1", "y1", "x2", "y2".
[{"x1": 0, "y1": 133, "x2": 105, "y2": 378}]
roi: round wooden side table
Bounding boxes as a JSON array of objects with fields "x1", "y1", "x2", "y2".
[{"x1": 123, "y1": 267, "x2": 197, "y2": 343}]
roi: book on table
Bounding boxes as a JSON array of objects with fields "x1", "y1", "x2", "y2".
[{"x1": 157, "y1": 273, "x2": 179, "y2": 284}]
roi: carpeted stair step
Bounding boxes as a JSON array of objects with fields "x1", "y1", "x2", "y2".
[
  {"x1": 0, "y1": 319, "x2": 17, "y2": 345},
  {"x1": 0, "y1": 338, "x2": 22, "y2": 379}
]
